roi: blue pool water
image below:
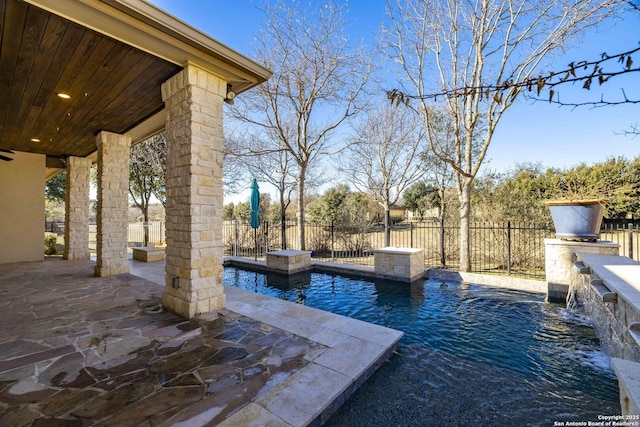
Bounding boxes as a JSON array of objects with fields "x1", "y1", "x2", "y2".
[{"x1": 223, "y1": 268, "x2": 620, "y2": 426}]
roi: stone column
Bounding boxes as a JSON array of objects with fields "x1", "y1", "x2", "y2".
[
  {"x1": 545, "y1": 238, "x2": 619, "y2": 302},
  {"x1": 95, "y1": 131, "x2": 131, "y2": 277},
  {"x1": 160, "y1": 63, "x2": 226, "y2": 318},
  {"x1": 63, "y1": 156, "x2": 92, "y2": 260}
]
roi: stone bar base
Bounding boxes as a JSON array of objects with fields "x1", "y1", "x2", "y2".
[
  {"x1": 574, "y1": 253, "x2": 640, "y2": 361},
  {"x1": 266, "y1": 250, "x2": 312, "y2": 274},
  {"x1": 575, "y1": 253, "x2": 640, "y2": 416},
  {"x1": 374, "y1": 247, "x2": 425, "y2": 282},
  {"x1": 132, "y1": 247, "x2": 165, "y2": 262},
  {"x1": 544, "y1": 239, "x2": 619, "y2": 302}
]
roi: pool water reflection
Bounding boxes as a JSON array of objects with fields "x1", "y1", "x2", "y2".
[{"x1": 223, "y1": 268, "x2": 620, "y2": 426}]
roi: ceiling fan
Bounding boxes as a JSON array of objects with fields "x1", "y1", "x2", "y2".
[{"x1": 0, "y1": 149, "x2": 14, "y2": 162}]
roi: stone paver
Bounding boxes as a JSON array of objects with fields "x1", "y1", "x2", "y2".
[
  {"x1": 0, "y1": 259, "x2": 324, "y2": 426},
  {"x1": 0, "y1": 257, "x2": 403, "y2": 426}
]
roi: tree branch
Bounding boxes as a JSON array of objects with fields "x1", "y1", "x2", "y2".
[{"x1": 388, "y1": 45, "x2": 640, "y2": 104}]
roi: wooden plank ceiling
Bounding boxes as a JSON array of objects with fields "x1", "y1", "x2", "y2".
[{"x1": 0, "y1": 0, "x2": 182, "y2": 158}]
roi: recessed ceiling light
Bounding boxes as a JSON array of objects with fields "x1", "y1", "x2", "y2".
[
  {"x1": 30, "y1": 138, "x2": 40, "y2": 142},
  {"x1": 56, "y1": 93, "x2": 71, "y2": 99}
]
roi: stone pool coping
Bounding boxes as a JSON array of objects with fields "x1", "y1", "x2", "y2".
[
  {"x1": 132, "y1": 259, "x2": 404, "y2": 425},
  {"x1": 224, "y1": 256, "x2": 547, "y2": 295},
  {"x1": 219, "y1": 286, "x2": 403, "y2": 426}
]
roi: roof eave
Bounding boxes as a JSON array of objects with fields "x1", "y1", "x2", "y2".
[{"x1": 24, "y1": 0, "x2": 272, "y2": 94}]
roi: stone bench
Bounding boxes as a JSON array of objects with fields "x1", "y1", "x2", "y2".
[{"x1": 132, "y1": 246, "x2": 165, "y2": 262}]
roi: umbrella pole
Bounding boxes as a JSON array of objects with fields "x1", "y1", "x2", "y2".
[{"x1": 254, "y1": 228, "x2": 257, "y2": 261}]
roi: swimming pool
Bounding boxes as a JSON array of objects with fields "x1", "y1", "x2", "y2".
[{"x1": 223, "y1": 268, "x2": 619, "y2": 426}]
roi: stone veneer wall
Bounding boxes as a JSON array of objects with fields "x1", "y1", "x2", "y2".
[
  {"x1": 574, "y1": 269, "x2": 640, "y2": 362},
  {"x1": 161, "y1": 64, "x2": 226, "y2": 318},
  {"x1": 64, "y1": 156, "x2": 92, "y2": 260},
  {"x1": 95, "y1": 132, "x2": 131, "y2": 277},
  {"x1": 544, "y1": 239, "x2": 619, "y2": 301}
]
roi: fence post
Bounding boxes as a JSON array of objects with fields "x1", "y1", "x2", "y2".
[
  {"x1": 234, "y1": 219, "x2": 238, "y2": 257},
  {"x1": 264, "y1": 221, "x2": 269, "y2": 255},
  {"x1": 410, "y1": 221, "x2": 413, "y2": 248},
  {"x1": 629, "y1": 223, "x2": 634, "y2": 260},
  {"x1": 281, "y1": 217, "x2": 287, "y2": 250},
  {"x1": 507, "y1": 221, "x2": 512, "y2": 276},
  {"x1": 331, "y1": 221, "x2": 335, "y2": 262},
  {"x1": 440, "y1": 216, "x2": 446, "y2": 268}
]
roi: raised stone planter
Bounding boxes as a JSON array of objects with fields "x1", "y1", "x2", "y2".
[
  {"x1": 132, "y1": 246, "x2": 166, "y2": 262},
  {"x1": 374, "y1": 247, "x2": 424, "y2": 282},
  {"x1": 266, "y1": 250, "x2": 312, "y2": 274}
]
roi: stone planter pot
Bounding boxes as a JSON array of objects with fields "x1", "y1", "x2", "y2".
[{"x1": 544, "y1": 199, "x2": 608, "y2": 241}]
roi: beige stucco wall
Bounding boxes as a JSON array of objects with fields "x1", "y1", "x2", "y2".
[{"x1": 0, "y1": 151, "x2": 45, "y2": 264}]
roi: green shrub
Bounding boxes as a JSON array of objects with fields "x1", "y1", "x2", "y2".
[{"x1": 44, "y1": 232, "x2": 57, "y2": 255}]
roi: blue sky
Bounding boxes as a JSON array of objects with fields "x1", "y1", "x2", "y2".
[{"x1": 148, "y1": 0, "x2": 640, "y2": 199}]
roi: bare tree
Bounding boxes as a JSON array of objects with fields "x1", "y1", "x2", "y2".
[
  {"x1": 339, "y1": 103, "x2": 426, "y2": 245},
  {"x1": 421, "y1": 107, "x2": 464, "y2": 222},
  {"x1": 385, "y1": 0, "x2": 623, "y2": 271},
  {"x1": 129, "y1": 133, "x2": 166, "y2": 246},
  {"x1": 222, "y1": 131, "x2": 251, "y2": 196},
  {"x1": 231, "y1": 0, "x2": 373, "y2": 249},
  {"x1": 247, "y1": 148, "x2": 297, "y2": 248},
  {"x1": 621, "y1": 123, "x2": 640, "y2": 138},
  {"x1": 225, "y1": 127, "x2": 331, "y2": 248}
]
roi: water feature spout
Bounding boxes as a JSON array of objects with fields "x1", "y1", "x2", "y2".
[
  {"x1": 566, "y1": 261, "x2": 590, "y2": 310},
  {"x1": 566, "y1": 280, "x2": 579, "y2": 310}
]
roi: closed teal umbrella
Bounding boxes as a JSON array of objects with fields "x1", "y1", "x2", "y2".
[
  {"x1": 250, "y1": 179, "x2": 260, "y2": 229},
  {"x1": 249, "y1": 179, "x2": 260, "y2": 260}
]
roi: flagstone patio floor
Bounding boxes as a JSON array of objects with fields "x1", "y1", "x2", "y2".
[{"x1": 0, "y1": 257, "x2": 402, "y2": 426}]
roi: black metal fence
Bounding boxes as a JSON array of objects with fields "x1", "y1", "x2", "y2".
[
  {"x1": 601, "y1": 220, "x2": 640, "y2": 260},
  {"x1": 222, "y1": 219, "x2": 561, "y2": 279},
  {"x1": 87, "y1": 222, "x2": 166, "y2": 252},
  {"x1": 51, "y1": 218, "x2": 640, "y2": 279},
  {"x1": 45, "y1": 221, "x2": 65, "y2": 234}
]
